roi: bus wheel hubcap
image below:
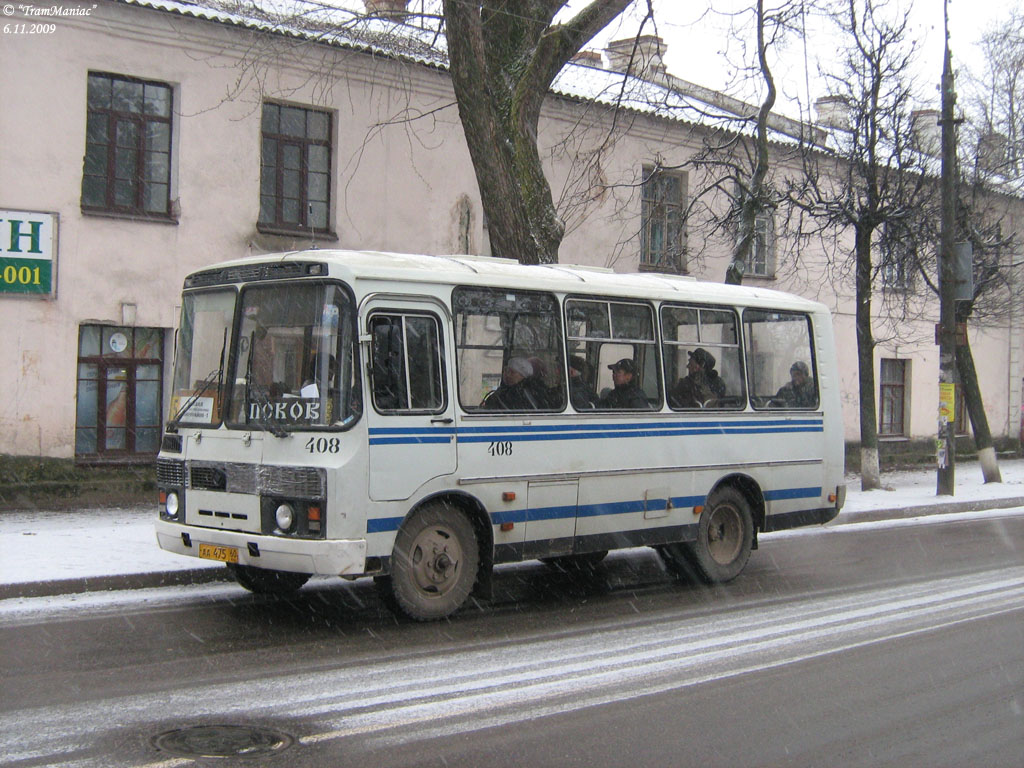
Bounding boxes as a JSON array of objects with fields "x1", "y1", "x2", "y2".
[
  {"x1": 706, "y1": 506, "x2": 742, "y2": 565},
  {"x1": 411, "y1": 527, "x2": 461, "y2": 595}
]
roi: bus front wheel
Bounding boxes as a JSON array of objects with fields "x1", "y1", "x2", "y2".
[
  {"x1": 659, "y1": 487, "x2": 753, "y2": 584},
  {"x1": 228, "y1": 563, "x2": 310, "y2": 595},
  {"x1": 388, "y1": 502, "x2": 480, "y2": 621}
]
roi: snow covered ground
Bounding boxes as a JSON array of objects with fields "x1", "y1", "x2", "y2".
[{"x1": 1, "y1": 459, "x2": 1022, "y2": 587}]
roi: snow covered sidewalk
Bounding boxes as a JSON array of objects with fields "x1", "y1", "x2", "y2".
[{"x1": 1, "y1": 459, "x2": 1023, "y2": 595}]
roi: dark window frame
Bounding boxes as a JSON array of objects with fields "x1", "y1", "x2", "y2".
[
  {"x1": 75, "y1": 325, "x2": 164, "y2": 459},
  {"x1": 879, "y1": 358, "x2": 909, "y2": 436},
  {"x1": 640, "y1": 165, "x2": 687, "y2": 273},
  {"x1": 258, "y1": 102, "x2": 333, "y2": 235},
  {"x1": 368, "y1": 311, "x2": 448, "y2": 415},
  {"x1": 81, "y1": 72, "x2": 174, "y2": 220}
]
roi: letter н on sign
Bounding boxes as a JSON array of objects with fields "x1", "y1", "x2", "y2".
[{"x1": 0, "y1": 209, "x2": 57, "y2": 297}]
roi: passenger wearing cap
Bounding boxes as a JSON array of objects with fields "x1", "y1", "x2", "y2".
[
  {"x1": 668, "y1": 347, "x2": 726, "y2": 409},
  {"x1": 482, "y1": 356, "x2": 539, "y2": 410},
  {"x1": 775, "y1": 360, "x2": 816, "y2": 407},
  {"x1": 597, "y1": 358, "x2": 651, "y2": 409}
]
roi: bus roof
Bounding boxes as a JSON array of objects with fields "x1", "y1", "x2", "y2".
[{"x1": 189, "y1": 249, "x2": 827, "y2": 313}]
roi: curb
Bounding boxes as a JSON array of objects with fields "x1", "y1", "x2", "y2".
[
  {"x1": 3, "y1": 498, "x2": 1022, "y2": 600},
  {"x1": 0, "y1": 567, "x2": 232, "y2": 600},
  {"x1": 835, "y1": 496, "x2": 1024, "y2": 525}
]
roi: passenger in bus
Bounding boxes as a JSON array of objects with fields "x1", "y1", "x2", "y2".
[
  {"x1": 568, "y1": 355, "x2": 599, "y2": 409},
  {"x1": 669, "y1": 347, "x2": 726, "y2": 408},
  {"x1": 482, "y1": 357, "x2": 538, "y2": 410},
  {"x1": 775, "y1": 360, "x2": 816, "y2": 407},
  {"x1": 598, "y1": 359, "x2": 651, "y2": 409},
  {"x1": 525, "y1": 356, "x2": 560, "y2": 409}
]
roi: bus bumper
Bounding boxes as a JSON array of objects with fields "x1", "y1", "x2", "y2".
[{"x1": 155, "y1": 520, "x2": 367, "y2": 577}]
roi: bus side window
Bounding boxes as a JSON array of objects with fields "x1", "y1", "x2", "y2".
[
  {"x1": 743, "y1": 310, "x2": 819, "y2": 409},
  {"x1": 567, "y1": 298, "x2": 659, "y2": 410},
  {"x1": 662, "y1": 305, "x2": 745, "y2": 410},
  {"x1": 453, "y1": 287, "x2": 565, "y2": 412},
  {"x1": 369, "y1": 313, "x2": 446, "y2": 413}
]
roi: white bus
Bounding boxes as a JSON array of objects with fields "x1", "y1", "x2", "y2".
[{"x1": 156, "y1": 250, "x2": 845, "y2": 620}]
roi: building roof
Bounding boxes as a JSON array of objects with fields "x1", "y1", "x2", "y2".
[{"x1": 115, "y1": 0, "x2": 807, "y2": 145}]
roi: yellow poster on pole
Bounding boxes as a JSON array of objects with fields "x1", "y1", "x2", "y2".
[{"x1": 938, "y1": 382, "x2": 956, "y2": 423}]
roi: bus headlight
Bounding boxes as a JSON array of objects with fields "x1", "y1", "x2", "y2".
[
  {"x1": 275, "y1": 503, "x2": 296, "y2": 532},
  {"x1": 165, "y1": 492, "x2": 180, "y2": 518}
]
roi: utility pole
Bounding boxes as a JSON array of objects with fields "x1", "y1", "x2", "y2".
[{"x1": 937, "y1": 1, "x2": 958, "y2": 496}]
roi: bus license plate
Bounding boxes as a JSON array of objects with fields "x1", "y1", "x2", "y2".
[{"x1": 198, "y1": 543, "x2": 239, "y2": 563}]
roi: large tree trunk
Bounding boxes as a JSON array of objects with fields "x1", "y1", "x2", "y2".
[
  {"x1": 855, "y1": 224, "x2": 881, "y2": 490},
  {"x1": 955, "y1": 317, "x2": 1002, "y2": 483},
  {"x1": 442, "y1": 0, "x2": 633, "y2": 265}
]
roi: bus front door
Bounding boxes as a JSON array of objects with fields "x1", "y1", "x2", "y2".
[{"x1": 364, "y1": 301, "x2": 457, "y2": 502}]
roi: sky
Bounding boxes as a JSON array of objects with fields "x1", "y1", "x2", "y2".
[{"x1": 571, "y1": 0, "x2": 1015, "y2": 121}]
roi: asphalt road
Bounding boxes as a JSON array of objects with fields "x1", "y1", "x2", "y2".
[{"x1": 2, "y1": 510, "x2": 1022, "y2": 768}]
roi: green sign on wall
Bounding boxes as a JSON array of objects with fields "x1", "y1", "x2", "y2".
[{"x1": 0, "y1": 210, "x2": 57, "y2": 296}]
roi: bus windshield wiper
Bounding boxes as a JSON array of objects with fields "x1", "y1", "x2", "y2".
[
  {"x1": 169, "y1": 366, "x2": 222, "y2": 426},
  {"x1": 169, "y1": 327, "x2": 227, "y2": 428},
  {"x1": 243, "y1": 331, "x2": 289, "y2": 439}
]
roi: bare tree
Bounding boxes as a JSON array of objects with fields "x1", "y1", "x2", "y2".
[
  {"x1": 963, "y1": 8, "x2": 1024, "y2": 182},
  {"x1": 787, "y1": 0, "x2": 934, "y2": 490},
  {"x1": 443, "y1": 0, "x2": 642, "y2": 265}
]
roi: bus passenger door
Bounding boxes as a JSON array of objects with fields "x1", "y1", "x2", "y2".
[{"x1": 364, "y1": 302, "x2": 457, "y2": 501}]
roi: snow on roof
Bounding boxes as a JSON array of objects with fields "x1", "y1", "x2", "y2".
[{"x1": 114, "y1": 0, "x2": 805, "y2": 144}]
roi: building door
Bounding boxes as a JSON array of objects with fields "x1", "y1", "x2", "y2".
[{"x1": 75, "y1": 325, "x2": 163, "y2": 459}]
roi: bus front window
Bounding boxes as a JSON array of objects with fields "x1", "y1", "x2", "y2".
[
  {"x1": 169, "y1": 290, "x2": 235, "y2": 426},
  {"x1": 229, "y1": 282, "x2": 360, "y2": 430}
]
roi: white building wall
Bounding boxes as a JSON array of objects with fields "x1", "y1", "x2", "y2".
[{"x1": 0, "y1": 0, "x2": 1020, "y2": 458}]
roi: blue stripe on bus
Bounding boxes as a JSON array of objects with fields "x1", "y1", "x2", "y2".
[
  {"x1": 457, "y1": 426, "x2": 822, "y2": 443},
  {"x1": 364, "y1": 489, "x2": 821, "y2": 533},
  {"x1": 367, "y1": 419, "x2": 824, "y2": 446},
  {"x1": 455, "y1": 419, "x2": 822, "y2": 434},
  {"x1": 764, "y1": 486, "x2": 822, "y2": 501},
  {"x1": 368, "y1": 427, "x2": 458, "y2": 435},
  {"x1": 368, "y1": 436, "x2": 454, "y2": 445}
]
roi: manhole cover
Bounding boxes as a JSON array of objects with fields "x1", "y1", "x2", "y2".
[{"x1": 152, "y1": 724, "x2": 294, "y2": 759}]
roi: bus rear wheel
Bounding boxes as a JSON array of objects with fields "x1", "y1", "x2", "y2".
[
  {"x1": 659, "y1": 486, "x2": 753, "y2": 584},
  {"x1": 388, "y1": 502, "x2": 480, "y2": 621},
  {"x1": 228, "y1": 563, "x2": 310, "y2": 595}
]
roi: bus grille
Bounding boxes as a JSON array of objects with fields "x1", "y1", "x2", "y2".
[
  {"x1": 156, "y1": 459, "x2": 185, "y2": 486},
  {"x1": 190, "y1": 465, "x2": 226, "y2": 491},
  {"x1": 181, "y1": 461, "x2": 323, "y2": 499},
  {"x1": 258, "y1": 466, "x2": 326, "y2": 500},
  {"x1": 189, "y1": 461, "x2": 256, "y2": 494}
]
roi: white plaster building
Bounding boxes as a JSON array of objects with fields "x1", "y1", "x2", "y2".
[{"x1": 0, "y1": 0, "x2": 1020, "y2": 461}]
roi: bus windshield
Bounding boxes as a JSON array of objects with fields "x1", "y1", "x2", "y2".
[
  {"x1": 168, "y1": 289, "x2": 235, "y2": 426},
  {"x1": 228, "y1": 282, "x2": 360, "y2": 430}
]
